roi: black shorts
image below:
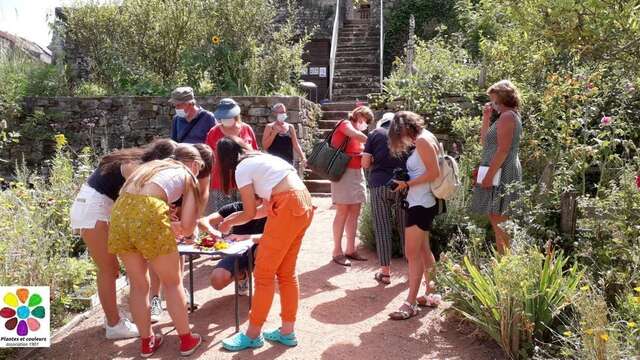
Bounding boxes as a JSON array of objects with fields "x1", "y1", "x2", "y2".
[
  {"x1": 214, "y1": 244, "x2": 258, "y2": 276},
  {"x1": 406, "y1": 204, "x2": 439, "y2": 232}
]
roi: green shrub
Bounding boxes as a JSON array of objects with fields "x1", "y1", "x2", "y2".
[
  {"x1": 0, "y1": 135, "x2": 95, "y2": 328},
  {"x1": 441, "y1": 248, "x2": 583, "y2": 359},
  {"x1": 73, "y1": 81, "x2": 108, "y2": 96}
]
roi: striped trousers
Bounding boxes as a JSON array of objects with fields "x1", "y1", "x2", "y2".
[{"x1": 369, "y1": 185, "x2": 406, "y2": 267}]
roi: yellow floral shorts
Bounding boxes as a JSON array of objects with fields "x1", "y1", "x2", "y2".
[{"x1": 108, "y1": 193, "x2": 177, "y2": 260}]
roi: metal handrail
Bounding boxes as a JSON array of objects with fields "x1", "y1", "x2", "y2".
[
  {"x1": 328, "y1": 0, "x2": 341, "y2": 101},
  {"x1": 379, "y1": 0, "x2": 384, "y2": 93}
]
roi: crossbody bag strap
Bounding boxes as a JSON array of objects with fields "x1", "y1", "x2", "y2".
[{"x1": 177, "y1": 112, "x2": 203, "y2": 143}]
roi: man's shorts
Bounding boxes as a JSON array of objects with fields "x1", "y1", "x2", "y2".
[{"x1": 214, "y1": 244, "x2": 258, "y2": 276}]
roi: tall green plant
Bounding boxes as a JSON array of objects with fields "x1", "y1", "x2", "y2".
[{"x1": 442, "y1": 249, "x2": 583, "y2": 359}]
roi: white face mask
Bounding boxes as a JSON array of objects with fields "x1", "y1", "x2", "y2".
[
  {"x1": 357, "y1": 122, "x2": 368, "y2": 131},
  {"x1": 276, "y1": 114, "x2": 287, "y2": 122},
  {"x1": 175, "y1": 109, "x2": 187, "y2": 118},
  {"x1": 221, "y1": 118, "x2": 235, "y2": 127}
]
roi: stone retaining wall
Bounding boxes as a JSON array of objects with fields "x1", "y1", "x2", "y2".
[{"x1": 13, "y1": 96, "x2": 319, "y2": 166}]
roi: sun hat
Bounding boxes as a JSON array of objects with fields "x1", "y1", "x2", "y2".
[
  {"x1": 169, "y1": 86, "x2": 195, "y2": 104},
  {"x1": 214, "y1": 98, "x2": 241, "y2": 119},
  {"x1": 376, "y1": 112, "x2": 395, "y2": 128}
]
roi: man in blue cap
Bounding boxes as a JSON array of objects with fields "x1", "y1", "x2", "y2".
[{"x1": 169, "y1": 86, "x2": 217, "y2": 144}]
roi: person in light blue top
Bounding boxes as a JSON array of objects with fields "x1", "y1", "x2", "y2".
[
  {"x1": 169, "y1": 86, "x2": 217, "y2": 144},
  {"x1": 387, "y1": 111, "x2": 443, "y2": 320}
]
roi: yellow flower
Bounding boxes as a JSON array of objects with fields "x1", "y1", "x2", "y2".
[
  {"x1": 585, "y1": 329, "x2": 594, "y2": 336},
  {"x1": 580, "y1": 285, "x2": 589, "y2": 291},
  {"x1": 563, "y1": 331, "x2": 573, "y2": 337},
  {"x1": 211, "y1": 36, "x2": 221, "y2": 45},
  {"x1": 634, "y1": 287, "x2": 640, "y2": 293},
  {"x1": 628, "y1": 322, "x2": 637, "y2": 329},
  {"x1": 599, "y1": 333, "x2": 609, "y2": 342},
  {"x1": 634, "y1": 296, "x2": 640, "y2": 304},
  {"x1": 54, "y1": 134, "x2": 68, "y2": 149}
]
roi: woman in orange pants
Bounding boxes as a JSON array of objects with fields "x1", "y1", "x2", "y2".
[{"x1": 215, "y1": 136, "x2": 314, "y2": 351}]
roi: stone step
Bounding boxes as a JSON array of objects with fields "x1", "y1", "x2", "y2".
[
  {"x1": 334, "y1": 68, "x2": 379, "y2": 76},
  {"x1": 333, "y1": 75, "x2": 380, "y2": 83},
  {"x1": 339, "y1": 36, "x2": 380, "y2": 42},
  {"x1": 321, "y1": 101, "x2": 364, "y2": 111},
  {"x1": 340, "y1": 32, "x2": 379, "y2": 37},
  {"x1": 318, "y1": 119, "x2": 342, "y2": 128},
  {"x1": 335, "y1": 55, "x2": 377, "y2": 63},
  {"x1": 336, "y1": 50, "x2": 379, "y2": 57},
  {"x1": 333, "y1": 81, "x2": 376, "y2": 89},
  {"x1": 304, "y1": 179, "x2": 332, "y2": 194},
  {"x1": 333, "y1": 95, "x2": 377, "y2": 102},
  {"x1": 338, "y1": 40, "x2": 379, "y2": 47},
  {"x1": 321, "y1": 110, "x2": 349, "y2": 120},
  {"x1": 337, "y1": 46, "x2": 379, "y2": 52},
  {"x1": 335, "y1": 62, "x2": 379, "y2": 70},
  {"x1": 344, "y1": 19, "x2": 372, "y2": 24},
  {"x1": 333, "y1": 87, "x2": 381, "y2": 96}
]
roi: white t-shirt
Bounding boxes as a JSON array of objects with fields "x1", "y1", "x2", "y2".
[{"x1": 235, "y1": 153, "x2": 295, "y2": 200}]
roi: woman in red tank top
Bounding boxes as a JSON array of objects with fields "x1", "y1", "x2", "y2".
[{"x1": 329, "y1": 106, "x2": 373, "y2": 267}]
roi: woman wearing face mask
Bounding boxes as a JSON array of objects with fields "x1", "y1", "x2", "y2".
[
  {"x1": 329, "y1": 105, "x2": 373, "y2": 267},
  {"x1": 470, "y1": 80, "x2": 523, "y2": 254},
  {"x1": 205, "y1": 98, "x2": 258, "y2": 212},
  {"x1": 262, "y1": 103, "x2": 306, "y2": 167}
]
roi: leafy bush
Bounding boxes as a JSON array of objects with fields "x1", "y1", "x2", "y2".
[
  {"x1": 441, "y1": 249, "x2": 583, "y2": 359},
  {"x1": 60, "y1": 0, "x2": 312, "y2": 96},
  {"x1": 0, "y1": 135, "x2": 95, "y2": 328},
  {"x1": 73, "y1": 81, "x2": 108, "y2": 96},
  {"x1": 373, "y1": 35, "x2": 480, "y2": 132}
]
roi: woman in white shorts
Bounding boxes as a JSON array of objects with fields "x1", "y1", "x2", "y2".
[{"x1": 70, "y1": 139, "x2": 177, "y2": 339}]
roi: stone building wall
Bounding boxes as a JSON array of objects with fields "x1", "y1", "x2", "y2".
[{"x1": 13, "y1": 96, "x2": 319, "y2": 166}]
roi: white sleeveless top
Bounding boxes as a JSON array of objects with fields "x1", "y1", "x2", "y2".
[
  {"x1": 406, "y1": 130, "x2": 436, "y2": 209},
  {"x1": 150, "y1": 167, "x2": 187, "y2": 203}
]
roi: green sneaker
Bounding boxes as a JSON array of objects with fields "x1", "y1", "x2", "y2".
[
  {"x1": 263, "y1": 328, "x2": 298, "y2": 347},
  {"x1": 222, "y1": 332, "x2": 264, "y2": 352}
]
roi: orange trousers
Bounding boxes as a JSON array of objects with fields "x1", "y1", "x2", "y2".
[{"x1": 249, "y1": 189, "x2": 314, "y2": 327}]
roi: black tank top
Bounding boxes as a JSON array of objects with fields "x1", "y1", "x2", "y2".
[
  {"x1": 267, "y1": 130, "x2": 294, "y2": 165},
  {"x1": 86, "y1": 165, "x2": 126, "y2": 201}
]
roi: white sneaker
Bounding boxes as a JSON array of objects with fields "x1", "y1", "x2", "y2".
[
  {"x1": 105, "y1": 317, "x2": 139, "y2": 340},
  {"x1": 238, "y1": 275, "x2": 249, "y2": 296},
  {"x1": 150, "y1": 296, "x2": 163, "y2": 324}
]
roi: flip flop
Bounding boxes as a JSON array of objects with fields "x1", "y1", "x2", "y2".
[
  {"x1": 389, "y1": 301, "x2": 420, "y2": 320},
  {"x1": 332, "y1": 255, "x2": 351, "y2": 267},
  {"x1": 345, "y1": 252, "x2": 368, "y2": 261},
  {"x1": 374, "y1": 272, "x2": 391, "y2": 285}
]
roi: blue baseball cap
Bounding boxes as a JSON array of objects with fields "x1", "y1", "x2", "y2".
[{"x1": 214, "y1": 98, "x2": 241, "y2": 119}]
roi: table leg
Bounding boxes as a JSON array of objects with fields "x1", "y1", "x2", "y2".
[
  {"x1": 248, "y1": 248, "x2": 253, "y2": 309},
  {"x1": 189, "y1": 254, "x2": 194, "y2": 313},
  {"x1": 234, "y1": 256, "x2": 239, "y2": 333}
]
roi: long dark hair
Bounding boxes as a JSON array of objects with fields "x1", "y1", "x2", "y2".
[
  {"x1": 216, "y1": 136, "x2": 256, "y2": 194},
  {"x1": 98, "y1": 138, "x2": 177, "y2": 175},
  {"x1": 193, "y1": 143, "x2": 214, "y2": 179}
]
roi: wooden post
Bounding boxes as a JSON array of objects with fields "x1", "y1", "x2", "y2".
[{"x1": 560, "y1": 191, "x2": 578, "y2": 238}]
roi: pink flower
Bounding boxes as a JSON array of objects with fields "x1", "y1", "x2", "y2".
[
  {"x1": 636, "y1": 175, "x2": 640, "y2": 190},
  {"x1": 600, "y1": 116, "x2": 612, "y2": 126}
]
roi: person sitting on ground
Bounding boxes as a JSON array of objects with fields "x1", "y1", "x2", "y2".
[{"x1": 197, "y1": 201, "x2": 267, "y2": 295}]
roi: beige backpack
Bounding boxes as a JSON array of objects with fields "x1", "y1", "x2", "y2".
[{"x1": 431, "y1": 142, "x2": 460, "y2": 200}]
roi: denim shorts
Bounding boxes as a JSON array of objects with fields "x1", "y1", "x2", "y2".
[{"x1": 214, "y1": 244, "x2": 258, "y2": 275}]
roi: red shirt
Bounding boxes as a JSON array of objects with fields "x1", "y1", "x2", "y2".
[
  {"x1": 331, "y1": 120, "x2": 365, "y2": 169},
  {"x1": 205, "y1": 123, "x2": 259, "y2": 190}
]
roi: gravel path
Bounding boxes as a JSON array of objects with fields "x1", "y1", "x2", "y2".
[{"x1": 26, "y1": 197, "x2": 504, "y2": 359}]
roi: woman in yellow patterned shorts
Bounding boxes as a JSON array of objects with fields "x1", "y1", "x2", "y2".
[{"x1": 108, "y1": 144, "x2": 208, "y2": 357}]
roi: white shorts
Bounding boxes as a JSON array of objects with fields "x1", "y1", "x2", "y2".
[{"x1": 70, "y1": 184, "x2": 114, "y2": 230}]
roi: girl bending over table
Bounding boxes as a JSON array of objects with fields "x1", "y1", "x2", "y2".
[{"x1": 215, "y1": 136, "x2": 314, "y2": 351}]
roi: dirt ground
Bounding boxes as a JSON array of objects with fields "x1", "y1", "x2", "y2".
[{"x1": 24, "y1": 197, "x2": 504, "y2": 360}]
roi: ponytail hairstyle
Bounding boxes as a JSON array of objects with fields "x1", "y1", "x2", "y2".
[
  {"x1": 216, "y1": 136, "x2": 257, "y2": 194},
  {"x1": 98, "y1": 138, "x2": 177, "y2": 175},
  {"x1": 388, "y1": 111, "x2": 425, "y2": 156},
  {"x1": 121, "y1": 144, "x2": 203, "y2": 214},
  {"x1": 192, "y1": 143, "x2": 214, "y2": 179}
]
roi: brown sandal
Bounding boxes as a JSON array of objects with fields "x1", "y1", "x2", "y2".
[
  {"x1": 345, "y1": 252, "x2": 368, "y2": 261},
  {"x1": 332, "y1": 255, "x2": 351, "y2": 267},
  {"x1": 374, "y1": 272, "x2": 391, "y2": 285},
  {"x1": 389, "y1": 301, "x2": 420, "y2": 320}
]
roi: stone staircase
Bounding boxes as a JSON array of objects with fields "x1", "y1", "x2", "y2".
[
  {"x1": 303, "y1": 19, "x2": 380, "y2": 195},
  {"x1": 333, "y1": 19, "x2": 380, "y2": 102}
]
